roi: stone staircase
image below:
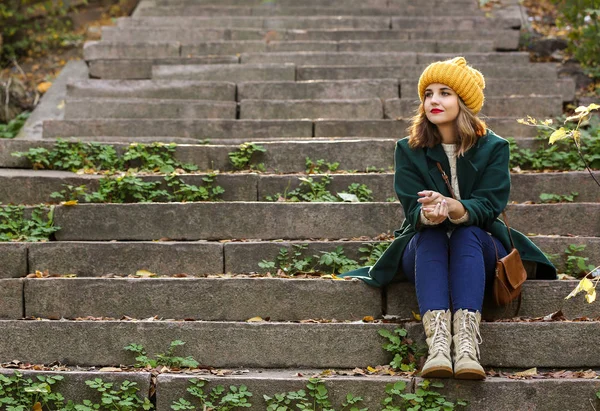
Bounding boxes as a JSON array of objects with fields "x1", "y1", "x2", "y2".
[{"x1": 1, "y1": 0, "x2": 600, "y2": 409}]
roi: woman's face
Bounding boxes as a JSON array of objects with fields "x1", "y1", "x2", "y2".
[{"x1": 423, "y1": 83, "x2": 460, "y2": 127}]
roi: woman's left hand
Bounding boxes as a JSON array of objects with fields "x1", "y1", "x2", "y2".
[{"x1": 418, "y1": 190, "x2": 445, "y2": 206}]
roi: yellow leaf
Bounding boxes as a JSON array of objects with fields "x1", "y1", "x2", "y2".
[
  {"x1": 541, "y1": 119, "x2": 553, "y2": 126},
  {"x1": 514, "y1": 367, "x2": 537, "y2": 377},
  {"x1": 585, "y1": 290, "x2": 597, "y2": 304},
  {"x1": 247, "y1": 316, "x2": 263, "y2": 322},
  {"x1": 548, "y1": 127, "x2": 568, "y2": 145},
  {"x1": 33, "y1": 402, "x2": 42, "y2": 411},
  {"x1": 37, "y1": 81, "x2": 52, "y2": 93},
  {"x1": 412, "y1": 311, "x2": 421, "y2": 321},
  {"x1": 135, "y1": 269, "x2": 156, "y2": 278},
  {"x1": 516, "y1": 118, "x2": 526, "y2": 124},
  {"x1": 572, "y1": 130, "x2": 581, "y2": 146},
  {"x1": 362, "y1": 316, "x2": 375, "y2": 322},
  {"x1": 587, "y1": 103, "x2": 600, "y2": 112},
  {"x1": 581, "y1": 278, "x2": 594, "y2": 292},
  {"x1": 367, "y1": 366, "x2": 378, "y2": 373},
  {"x1": 61, "y1": 200, "x2": 78, "y2": 206}
]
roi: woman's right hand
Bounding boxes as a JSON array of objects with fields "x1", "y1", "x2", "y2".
[{"x1": 422, "y1": 199, "x2": 449, "y2": 224}]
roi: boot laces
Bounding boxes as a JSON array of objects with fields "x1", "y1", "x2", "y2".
[
  {"x1": 458, "y1": 311, "x2": 483, "y2": 359},
  {"x1": 429, "y1": 312, "x2": 451, "y2": 355}
]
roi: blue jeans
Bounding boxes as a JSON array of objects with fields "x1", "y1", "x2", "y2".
[{"x1": 401, "y1": 225, "x2": 508, "y2": 316}]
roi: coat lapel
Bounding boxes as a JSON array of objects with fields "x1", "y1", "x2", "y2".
[
  {"x1": 425, "y1": 145, "x2": 451, "y2": 197},
  {"x1": 456, "y1": 142, "x2": 479, "y2": 198}
]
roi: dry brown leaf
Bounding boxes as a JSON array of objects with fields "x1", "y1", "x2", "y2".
[
  {"x1": 37, "y1": 81, "x2": 52, "y2": 93},
  {"x1": 99, "y1": 367, "x2": 122, "y2": 372},
  {"x1": 362, "y1": 316, "x2": 375, "y2": 322},
  {"x1": 513, "y1": 368, "x2": 538, "y2": 377}
]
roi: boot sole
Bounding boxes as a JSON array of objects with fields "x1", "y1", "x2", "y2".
[
  {"x1": 420, "y1": 366, "x2": 454, "y2": 379},
  {"x1": 455, "y1": 368, "x2": 486, "y2": 380}
]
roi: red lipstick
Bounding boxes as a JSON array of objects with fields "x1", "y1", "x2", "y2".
[{"x1": 430, "y1": 109, "x2": 443, "y2": 114}]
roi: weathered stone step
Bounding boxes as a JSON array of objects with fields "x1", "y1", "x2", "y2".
[
  {"x1": 135, "y1": 5, "x2": 480, "y2": 17},
  {"x1": 6, "y1": 169, "x2": 597, "y2": 204},
  {"x1": 1, "y1": 235, "x2": 596, "y2": 279},
  {"x1": 65, "y1": 97, "x2": 237, "y2": 119},
  {"x1": 152, "y1": 63, "x2": 295, "y2": 82},
  {"x1": 0, "y1": 138, "x2": 549, "y2": 173},
  {"x1": 118, "y1": 15, "x2": 393, "y2": 30},
  {"x1": 153, "y1": 0, "x2": 476, "y2": 7},
  {"x1": 240, "y1": 98, "x2": 385, "y2": 120},
  {"x1": 239, "y1": 79, "x2": 399, "y2": 100},
  {"x1": 49, "y1": 203, "x2": 600, "y2": 241},
  {"x1": 296, "y1": 63, "x2": 559, "y2": 82},
  {"x1": 89, "y1": 55, "x2": 239, "y2": 80},
  {"x1": 67, "y1": 79, "x2": 236, "y2": 100},
  {"x1": 117, "y1": 15, "x2": 518, "y2": 30},
  {"x1": 239, "y1": 51, "x2": 529, "y2": 66},
  {"x1": 0, "y1": 320, "x2": 598, "y2": 368},
  {"x1": 101, "y1": 27, "x2": 519, "y2": 50},
  {"x1": 385, "y1": 96, "x2": 563, "y2": 118},
  {"x1": 11, "y1": 278, "x2": 599, "y2": 322},
  {"x1": 41, "y1": 117, "x2": 538, "y2": 140},
  {"x1": 157, "y1": 372, "x2": 600, "y2": 411}
]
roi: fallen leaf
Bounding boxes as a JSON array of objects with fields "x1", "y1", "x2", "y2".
[
  {"x1": 61, "y1": 200, "x2": 78, "y2": 206},
  {"x1": 362, "y1": 316, "x2": 375, "y2": 322},
  {"x1": 366, "y1": 366, "x2": 378, "y2": 373},
  {"x1": 135, "y1": 270, "x2": 156, "y2": 278},
  {"x1": 99, "y1": 367, "x2": 122, "y2": 372},
  {"x1": 247, "y1": 316, "x2": 264, "y2": 322},
  {"x1": 37, "y1": 81, "x2": 52, "y2": 93},
  {"x1": 513, "y1": 368, "x2": 537, "y2": 377},
  {"x1": 412, "y1": 311, "x2": 421, "y2": 321},
  {"x1": 33, "y1": 402, "x2": 42, "y2": 411}
]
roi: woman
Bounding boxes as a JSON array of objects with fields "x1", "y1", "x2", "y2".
[{"x1": 343, "y1": 57, "x2": 556, "y2": 380}]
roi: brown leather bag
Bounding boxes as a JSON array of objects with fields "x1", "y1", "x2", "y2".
[
  {"x1": 436, "y1": 163, "x2": 527, "y2": 310},
  {"x1": 491, "y1": 212, "x2": 527, "y2": 309}
]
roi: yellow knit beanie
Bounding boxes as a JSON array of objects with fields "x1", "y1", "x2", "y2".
[{"x1": 418, "y1": 56, "x2": 485, "y2": 114}]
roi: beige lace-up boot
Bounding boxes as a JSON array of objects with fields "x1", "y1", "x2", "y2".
[
  {"x1": 453, "y1": 309, "x2": 486, "y2": 380},
  {"x1": 420, "y1": 309, "x2": 453, "y2": 378}
]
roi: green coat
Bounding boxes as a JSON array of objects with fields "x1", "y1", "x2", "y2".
[{"x1": 343, "y1": 129, "x2": 557, "y2": 287}]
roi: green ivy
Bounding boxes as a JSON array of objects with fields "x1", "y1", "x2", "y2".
[
  {"x1": 0, "y1": 111, "x2": 30, "y2": 139},
  {"x1": 0, "y1": 204, "x2": 59, "y2": 242},
  {"x1": 124, "y1": 340, "x2": 199, "y2": 369},
  {"x1": 172, "y1": 379, "x2": 252, "y2": 410},
  {"x1": 378, "y1": 328, "x2": 424, "y2": 372}
]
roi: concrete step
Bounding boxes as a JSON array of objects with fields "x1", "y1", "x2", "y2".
[
  {"x1": 67, "y1": 79, "x2": 236, "y2": 100},
  {"x1": 391, "y1": 15, "x2": 521, "y2": 30},
  {"x1": 337, "y1": 40, "x2": 494, "y2": 53},
  {"x1": 101, "y1": 27, "x2": 520, "y2": 50},
  {"x1": 48, "y1": 203, "x2": 600, "y2": 241},
  {"x1": 153, "y1": 0, "x2": 476, "y2": 7},
  {"x1": 3, "y1": 169, "x2": 597, "y2": 205},
  {"x1": 64, "y1": 98, "x2": 238, "y2": 119},
  {"x1": 88, "y1": 55, "x2": 239, "y2": 80},
  {"x1": 83, "y1": 41, "x2": 181, "y2": 60},
  {"x1": 297, "y1": 63, "x2": 559, "y2": 82},
  {"x1": 118, "y1": 15, "x2": 393, "y2": 30},
  {"x1": 156, "y1": 372, "x2": 600, "y2": 411},
  {"x1": 239, "y1": 51, "x2": 530, "y2": 66},
  {"x1": 40, "y1": 117, "x2": 537, "y2": 140},
  {"x1": 10, "y1": 277, "x2": 598, "y2": 322},
  {"x1": 152, "y1": 63, "x2": 295, "y2": 81},
  {"x1": 0, "y1": 319, "x2": 599, "y2": 368},
  {"x1": 239, "y1": 98, "x2": 384, "y2": 120},
  {"x1": 0, "y1": 138, "x2": 551, "y2": 173},
  {"x1": 400, "y1": 78, "x2": 576, "y2": 102},
  {"x1": 135, "y1": 5, "x2": 481, "y2": 17},
  {"x1": 238, "y1": 79, "x2": 399, "y2": 100},
  {"x1": 384, "y1": 96, "x2": 564, "y2": 119},
  {"x1": 1, "y1": 234, "x2": 597, "y2": 278}
]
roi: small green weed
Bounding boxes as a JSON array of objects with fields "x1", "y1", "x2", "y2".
[
  {"x1": 317, "y1": 246, "x2": 360, "y2": 274},
  {"x1": 75, "y1": 379, "x2": 153, "y2": 411},
  {"x1": 51, "y1": 173, "x2": 224, "y2": 204},
  {"x1": 386, "y1": 197, "x2": 397, "y2": 203},
  {"x1": 359, "y1": 242, "x2": 391, "y2": 266},
  {"x1": 264, "y1": 377, "x2": 367, "y2": 411},
  {"x1": 365, "y1": 166, "x2": 386, "y2": 173},
  {"x1": 565, "y1": 244, "x2": 596, "y2": 278},
  {"x1": 539, "y1": 192, "x2": 579, "y2": 203},
  {"x1": 382, "y1": 380, "x2": 466, "y2": 411},
  {"x1": 258, "y1": 244, "x2": 359, "y2": 275},
  {"x1": 258, "y1": 244, "x2": 315, "y2": 276},
  {"x1": 0, "y1": 204, "x2": 59, "y2": 242},
  {"x1": 0, "y1": 371, "x2": 66, "y2": 410},
  {"x1": 12, "y1": 140, "x2": 198, "y2": 173},
  {"x1": 228, "y1": 143, "x2": 266, "y2": 171},
  {"x1": 266, "y1": 175, "x2": 373, "y2": 203},
  {"x1": 306, "y1": 157, "x2": 339, "y2": 174},
  {"x1": 171, "y1": 378, "x2": 252, "y2": 410},
  {"x1": 378, "y1": 328, "x2": 423, "y2": 372},
  {"x1": 0, "y1": 111, "x2": 30, "y2": 139},
  {"x1": 124, "y1": 340, "x2": 199, "y2": 369}
]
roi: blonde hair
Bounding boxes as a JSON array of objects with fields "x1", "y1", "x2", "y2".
[{"x1": 407, "y1": 98, "x2": 487, "y2": 156}]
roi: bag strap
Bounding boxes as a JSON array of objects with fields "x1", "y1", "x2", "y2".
[
  {"x1": 436, "y1": 162, "x2": 457, "y2": 199},
  {"x1": 500, "y1": 211, "x2": 517, "y2": 250}
]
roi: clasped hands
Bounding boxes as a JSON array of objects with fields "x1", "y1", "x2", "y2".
[{"x1": 418, "y1": 190, "x2": 465, "y2": 224}]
